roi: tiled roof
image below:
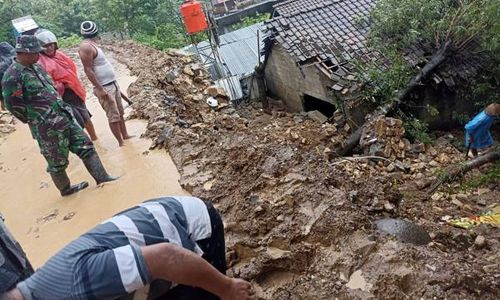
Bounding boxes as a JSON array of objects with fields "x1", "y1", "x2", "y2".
[
  {"x1": 264, "y1": 0, "x2": 376, "y2": 77},
  {"x1": 263, "y1": 0, "x2": 487, "y2": 90}
]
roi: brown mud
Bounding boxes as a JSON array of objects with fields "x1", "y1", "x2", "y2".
[
  {"x1": 0, "y1": 52, "x2": 186, "y2": 267},
  {"x1": 106, "y1": 40, "x2": 499, "y2": 299}
]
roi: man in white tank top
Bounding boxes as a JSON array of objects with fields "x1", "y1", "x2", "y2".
[{"x1": 78, "y1": 21, "x2": 133, "y2": 147}]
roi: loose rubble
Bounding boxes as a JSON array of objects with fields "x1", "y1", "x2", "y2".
[
  {"x1": 100, "y1": 41, "x2": 499, "y2": 299},
  {"x1": 0, "y1": 110, "x2": 16, "y2": 136}
]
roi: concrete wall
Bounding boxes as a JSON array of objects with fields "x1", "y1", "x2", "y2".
[{"x1": 264, "y1": 44, "x2": 334, "y2": 112}]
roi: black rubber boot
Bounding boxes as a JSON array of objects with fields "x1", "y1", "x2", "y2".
[
  {"x1": 83, "y1": 153, "x2": 118, "y2": 184},
  {"x1": 50, "y1": 171, "x2": 89, "y2": 196}
]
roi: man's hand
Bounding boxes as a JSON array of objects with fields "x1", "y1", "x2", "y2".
[
  {"x1": 221, "y1": 278, "x2": 255, "y2": 300},
  {"x1": 94, "y1": 87, "x2": 109, "y2": 100}
]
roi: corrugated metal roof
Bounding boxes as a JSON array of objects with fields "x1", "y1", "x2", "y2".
[{"x1": 195, "y1": 22, "x2": 264, "y2": 78}]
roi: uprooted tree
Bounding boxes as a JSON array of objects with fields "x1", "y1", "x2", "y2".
[
  {"x1": 428, "y1": 148, "x2": 500, "y2": 194},
  {"x1": 339, "y1": 0, "x2": 499, "y2": 156}
]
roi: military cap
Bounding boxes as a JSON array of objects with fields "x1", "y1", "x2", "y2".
[{"x1": 15, "y1": 35, "x2": 43, "y2": 53}]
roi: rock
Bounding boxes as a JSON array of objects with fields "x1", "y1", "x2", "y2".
[
  {"x1": 343, "y1": 123, "x2": 351, "y2": 133},
  {"x1": 427, "y1": 146, "x2": 438, "y2": 157},
  {"x1": 477, "y1": 188, "x2": 490, "y2": 195},
  {"x1": 384, "y1": 202, "x2": 396, "y2": 211},
  {"x1": 276, "y1": 215, "x2": 284, "y2": 222},
  {"x1": 216, "y1": 87, "x2": 228, "y2": 98},
  {"x1": 0, "y1": 124, "x2": 15, "y2": 134},
  {"x1": 436, "y1": 153, "x2": 450, "y2": 164},
  {"x1": 206, "y1": 86, "x2": 219, "y2": 97},
  {"x1": 474, "y1": 235, "x2": 486, "y2": 248},
  {"x1": 375, "y1": 218, "x2": 431, "y2": 245},
  {"x1": 369, "y1": 144, "x2": 385, "y2": 157},
  {"x1": 456, "y1": 194, "x2": 468, "y2": 201},
  {"x1": 165, "y1": 69, "x2": 179, "y2": 83},
  {"x1": 348, "y1": 191, "x2": 358, "y2": 202},
  {"x1": 483, "y1": 264, "x2": 496, "y2": 273},
  {"x1": 411, "y1": 143, "x2": 425, "y2": 153},
  {"x1": 477, "y1": 198, "x2": 487, "y2": 206},
  {"x1": 386, "y1": 163, "x2": 395, "y2": 172},
  {"x1": 346, "y1": 270, "x2": 372, "y2": 292},
  {"x1": 192, "y1": 94, "x2": 203, "y2": 102},
  {"x1": 183, "y1": 65, "x2": 194, "y2": 76},
  {"x1": 306, "y1": 110, "x2": 328, "y2": 123},
  {"x1": 429, "y1": 160, "x2": 439, "y2": 167},
  {"x1": 254, "y1": 206, "x2": 264, "y2": 213},
  {"x1": 451, "y1": 199, "x2": 463, "y2": 208},
  {"x1": 266, "y1": 247, "x2": 290, "y2": 260},
  {"x1": 431, "y1": 193, "x2": 444, "y2": 201},
  {"x1": 425, "y1": 264, "x2": 437, "y2": 272}
]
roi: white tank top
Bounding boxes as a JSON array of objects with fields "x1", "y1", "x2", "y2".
[{"x1": 86, "y1": 41, "x2": 116, "y2": 85}]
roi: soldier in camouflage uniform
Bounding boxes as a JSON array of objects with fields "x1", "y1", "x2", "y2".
[{"x1": 1, "y1": 36, "x2": 117, "y2": 197}]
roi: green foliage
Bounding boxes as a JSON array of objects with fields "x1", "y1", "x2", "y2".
[
  {"x1": 359, "y1": 51, "x2": 414, "y2": 102},
  {"x1": 403, "y1": 118, "x2": 432, "y2": 144},
  {"x1": 460, "y1": 161, "x2": 500, "y2": 191},
  {"x1": 134, "y1": 23, "x2": 189, "y2": 50},
  {"x1": 362, "y1": 0, "x2": 500, "y2": 103},
  {"x1": 0, "y1": 0, "x2": 188, "y2": 49},
  {"x1": 370, "y1": 0, "x2": 500, "y2": 54},
  {"x1": 233, "y1": 13, "x2": 270, "y2": 30},
  {"x1": 58, "y1": 34, "x2": 82, "y2": 49}
]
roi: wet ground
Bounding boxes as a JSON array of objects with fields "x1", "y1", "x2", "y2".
[{"x1": 0, "y1": 54, "x2": 186, "y2": 267}]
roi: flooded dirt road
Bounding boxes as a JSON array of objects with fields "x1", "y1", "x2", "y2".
[{"x1": 0, "y1": 56, "x2": 187, "y2": 267}]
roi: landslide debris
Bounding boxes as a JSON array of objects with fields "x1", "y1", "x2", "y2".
[
  {"x1": 0, "y1": 110, "x2": 16, "y2": 137},
  {"x1": 104, "y1": 41, "x2": 499, "y2": 299}
]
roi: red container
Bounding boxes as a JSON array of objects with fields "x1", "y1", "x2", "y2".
[{"x1": 180, "y1": 0, "x2": 209, "y2": 35}]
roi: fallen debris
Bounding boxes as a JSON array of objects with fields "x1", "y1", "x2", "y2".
[{"x1": 102, "y1": 40, "x2": 500, "y2": 299}]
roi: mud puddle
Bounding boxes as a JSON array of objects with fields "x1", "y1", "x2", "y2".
[{"x1": 0, "y1": 55, "x2": 187, "y2": 267}]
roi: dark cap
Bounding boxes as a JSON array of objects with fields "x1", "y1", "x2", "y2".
[{"x1": 15, "y1": 35, "x2": 43, "y2": 53}]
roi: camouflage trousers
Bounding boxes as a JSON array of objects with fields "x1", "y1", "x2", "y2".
[{"x1": 30, "y1": 106, "x2": 94, "y2": 173}]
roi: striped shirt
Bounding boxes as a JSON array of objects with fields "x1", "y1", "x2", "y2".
[{"x1": 17, "y1": 196, "x2": 212, "y2": 300}]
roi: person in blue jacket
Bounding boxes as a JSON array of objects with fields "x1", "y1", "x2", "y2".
[{"x1": 465, "y1": 103, "x2": 499, "y2": 157}]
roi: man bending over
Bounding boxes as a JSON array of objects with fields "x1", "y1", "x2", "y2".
[{"x1": 2, "y1": 196, "x2": 254, "y2": 300}]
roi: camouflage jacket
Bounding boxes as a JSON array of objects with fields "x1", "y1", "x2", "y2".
[{"x1": 1, "y1": 61, "x2": 64, "y2": 124}]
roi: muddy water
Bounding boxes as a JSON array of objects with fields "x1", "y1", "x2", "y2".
[{"x1": 0, "y1": 58, "x2": 187, "y2": 267}]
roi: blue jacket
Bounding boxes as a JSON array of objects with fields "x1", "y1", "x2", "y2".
[{"x1": 465, "y1": 110, "x2": 495, "y2": 149}]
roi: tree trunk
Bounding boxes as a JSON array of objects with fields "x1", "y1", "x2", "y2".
[
  {"x1": 428, "y1": 149, "x2": 500, "y2": 195},
  {"x1": 338, "y1": 42, "x2": 450, "y2": 156}
]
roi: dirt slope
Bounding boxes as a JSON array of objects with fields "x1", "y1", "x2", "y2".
[{"x1": 105, "y1": 41, "x2": 499, "y2": 299}]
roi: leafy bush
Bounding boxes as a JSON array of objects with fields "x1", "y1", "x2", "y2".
[
  {"x1": 233, "y1": 13, "x2": 270, "y2": 30},
  {"x1": 133, "y1": 23, "x2": 189, "y2": 51},
  {"x1": 58, "y1": 34, "x2": 82, "y2": 49},
  {"x1": 404, "y1": 118, "x2": 432, "y2": 144}
]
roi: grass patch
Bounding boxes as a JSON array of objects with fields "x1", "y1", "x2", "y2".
[{"x1": 460, "y1": 161, "x2": 500, "y2": 191}]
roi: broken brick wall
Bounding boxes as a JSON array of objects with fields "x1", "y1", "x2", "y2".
[{"x1": 264, "y1": 44, "x2": 334, "y2": 112}]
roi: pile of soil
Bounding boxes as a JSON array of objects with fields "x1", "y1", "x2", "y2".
[{"x1": 105, "y1": 41, "x2": 499, "y2": 299}]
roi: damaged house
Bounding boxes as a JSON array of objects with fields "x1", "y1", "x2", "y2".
[{"x1": 261, "y1": 0, "x2": 490, "y2": 128}]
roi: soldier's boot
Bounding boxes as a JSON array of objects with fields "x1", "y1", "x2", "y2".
[
  {"x1": 50, "y1": 171, "x2": 89, "y2": 196},
  {"x1": 82, "y1": 153, "x2": 119, "y2": 185}
]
